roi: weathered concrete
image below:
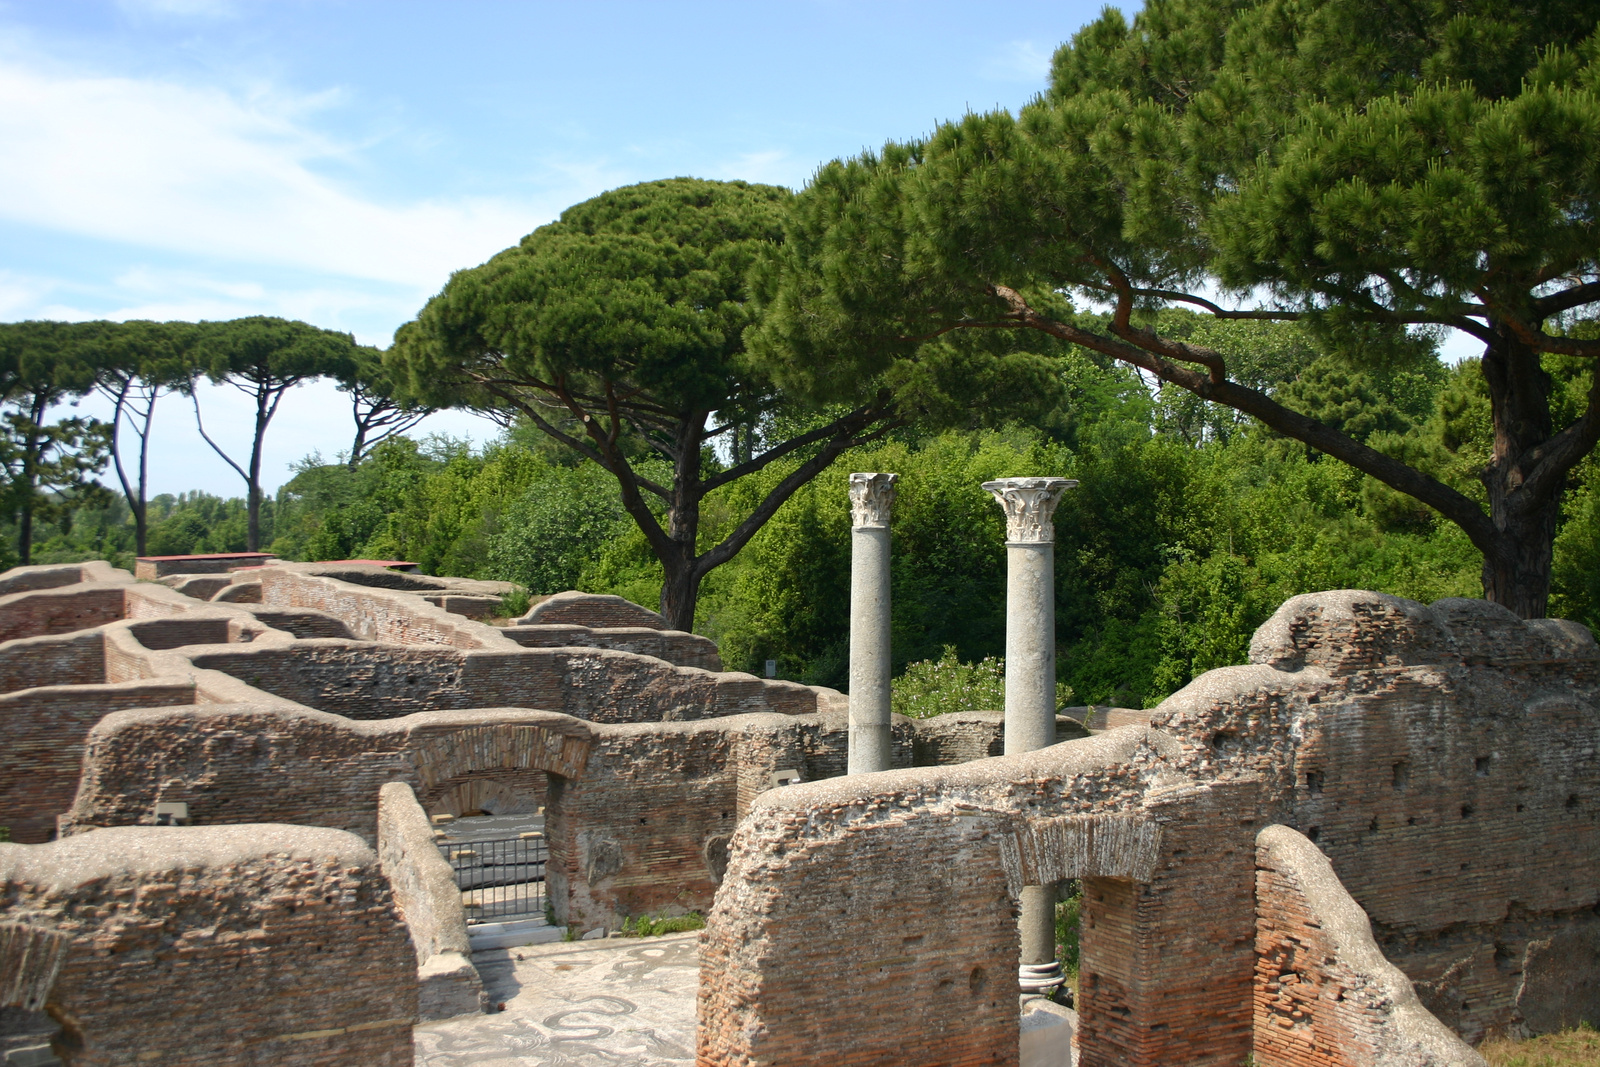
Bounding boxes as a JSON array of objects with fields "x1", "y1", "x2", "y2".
[{"x1": 848, "y1": 472, "x2": 896, "y2": 774}]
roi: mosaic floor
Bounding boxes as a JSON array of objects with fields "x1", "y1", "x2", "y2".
[{"x1": 413, "y1": 932, "x2": 698, "y2": 1067}]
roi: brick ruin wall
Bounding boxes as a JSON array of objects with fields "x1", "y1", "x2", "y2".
[
  {"x1": 500, "y1": 623, "x2": 723, "y2": 671},
  {"x1": 698, "y1": 591, "x2": 1599, "y2": 1065},
  {"x1": 698, "y1": 730, "x2": 1265, "y2": 1067},
  {"x1": 1146, "y1": 591, "x2": 1600, "y2": 1043},
  {"x1": 376, "y1": 782, "x2": 485, "y2": 1021},
  {"x1": 1254, "y1": 823, "x2": 1486, "y2": 1067},
  {"x1": 0, "y1": 825, "x2": 416, "y2": 1067},
  {"x1": 3, "y1": 559, "x2": 1594, "y2": 1064},
  {"x1": 63, "y1": 702, "x2": 1015, "y2": 929},
  {"x1": 253, "y1": 566, "x2": 512, "y2": 649},
  {"x1": 522, "y1": 589, "x2": 671, "y2": 629}
]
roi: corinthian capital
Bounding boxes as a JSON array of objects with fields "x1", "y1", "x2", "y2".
[
  {"x1": 981, "y1": 477, "x2": 1078, "y2": 543},
  {"x1": 848, "y1": 472, "x2": 898, "y2": 529}
]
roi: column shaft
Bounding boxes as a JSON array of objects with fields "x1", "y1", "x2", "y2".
[
  {"x1": 1003, "y1": 541, "x2": 1056, "y2": 756},
  {"x1": 848, "y1": 524, "x2": 893, "y2": 774},
  {"x1": 983, "y1": 476, "x2": 1076, "y2": 995}
]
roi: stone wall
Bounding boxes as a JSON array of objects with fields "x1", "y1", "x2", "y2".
[
  {"x1": 253, "y1": 566, "x2": 514, "y2": 650},
  {"x1": 376, "y1": 782, "x2": 485, "y2": 1020},
  {"x1": 0, "y1": 825, "x2": 415, "y2": 1066},
  {"x1": 1255, "y1": 824, "x2": 1486, "y2": 1066},
  {"x1": 0, "y1": 585, "x2": 127, "y2": 644},
  {"x1": 0, "y1": 562, "x2": 126, "y2": 598},
  {"x1": 1149, "y1": 591, "x2": 1600, "y2": 1042},
  {"x1": 0, "y1": 682, "x2": 196, "y2": 843},
  {"x1": 521, "y1": 590, "x2": 670, "y2": 630},
  {"x1": 501, "y1": 622, "x2": 724, "y2": 671},
  {"x1": 698, "y1": 728, "x2": 1261, "y2": 1067},
  {"x1": 64, "y1": 702, "x2": 1013, "y2": 929},
  {"x1": 697, "y1": 592, "x2": 1600, "y2": 1063},
  {"x1": 187, "y1": 641, "x2": 841, "y2": 724}
]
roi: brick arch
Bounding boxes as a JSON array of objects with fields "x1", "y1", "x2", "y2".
[
  {"x1": 998, "y1": 813, "x2": 1164, "y2": 891},
  {"x1": 406, "y1": 723, "x2": 591, "y2": 795},
  {"x1": 421, "y1": 769, "x2": 549, "y2": 818}
]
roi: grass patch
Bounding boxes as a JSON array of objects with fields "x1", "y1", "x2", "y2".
[
  {"x1": 620, "y1": 912, "x2": 706, "y2": 938},
  {"x1": 1482, "y1": 1025, "x2": 1600, "y2": 1067}
]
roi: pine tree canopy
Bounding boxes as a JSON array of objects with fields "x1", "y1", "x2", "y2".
[{"x1": 754, "y1": 0, "x2": 1600, "y2": 618}]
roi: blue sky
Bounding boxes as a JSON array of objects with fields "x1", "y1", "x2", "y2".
[{"x1": 0, "y1": 0, "x2": 1118, "y2": 497}]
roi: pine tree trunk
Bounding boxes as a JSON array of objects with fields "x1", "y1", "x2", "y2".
[
  {"x1": 1478, "y1": 327, "x2": 1561, "y2": 619},
  {"x1": 657, "y1": 554, "x2": 703, "y2": 633}
]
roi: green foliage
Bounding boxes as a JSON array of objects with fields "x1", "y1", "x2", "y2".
[
  {"x1": 485, "y1": 463, "x2": 628, "y2": 594},
  {"x1": 891, "y1": 647, "x2": 1006, "y2": 719},
  {"x1": 756, "y1": 0, "x2": 1600, "y2": 616},
  {"x1": 1055, "y1": 881, "x2": 1082, "y2": 983},
  {"x1": 890, "y1": 646, "x2": 1074, "y2": 720},
  {"x1": 619, "y1": 912, "x2": 706, "y2": 937},
  {"x1": 498, "y1": 589, "x2": 532, "y2": 620}
]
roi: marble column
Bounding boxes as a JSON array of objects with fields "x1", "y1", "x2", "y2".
[
  {"x1": 983, "y1": 476, "x2": 1077, "y2": 995},
  {"x1": 847, "y1": 472, "x2": 898, "y2": 775}
]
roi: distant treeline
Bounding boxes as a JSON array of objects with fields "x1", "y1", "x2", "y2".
[{"x1": 30, "y1": 323, "x2": 1600, "y2": 709}]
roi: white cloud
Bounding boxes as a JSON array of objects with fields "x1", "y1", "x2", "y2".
[
  {"x1": 983, "y1": 40, "x2": 1054, "y2": 84},
  {"x1": 0, "y1": 53, "x2": 561, "y2": 291},
  {"x1": 115, "y1": 0, "x2": 239, "y2": 19},
  {"x1": 713, "y1": 149, "x2": 805, "y2": 190},
  {"x1": 0, "y1": 270, "x2": 58, "y2": 319}
]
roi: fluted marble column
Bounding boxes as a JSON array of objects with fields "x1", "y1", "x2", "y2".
[
  {"x1": 983, "y1": 476, "x2": 1077, "y2": 995},
  {"x1": 847, "y1": 472, "x2": 897, "y2": 775}
]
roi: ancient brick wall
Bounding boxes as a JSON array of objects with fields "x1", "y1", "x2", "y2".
[
  {"x1": 547, "y1": 718, "x2": 743, "y2": 927},
  {"x1": 1150, "y1": 591, "x2": 1600, "y2": 1042},
  {"x1": 62, "y1": 699, "x2": 1011, "y2": 932},
  {"x1": 698, "y1": 728, "x2": 1258, "y2": 1067},
  {"x1": 0, "y1": 825, "x2": 415, "y2": 1066},
  {"x1": 186, "y1": 641, "x2": 841, "y2": 724},
  {"x1": 501, "y1": 623, "x2": 724, "y2": 671},
  {"x1": 254, "y1": 567, "x2": 512, "y2": 650},
  {"x1": 376, "y1": 782, "x2": 484, "y2": 1020},
  {"x1": 0, "y1": 585, "x2": 126, "y2": 643},
  {"x1": 0, "y1": 682, "x2": 196, "y2": 843},
  {"x1": 0, "y1": 631, "x2": 105, "y2": 692},
  {"x1": 522, "y1": 590, "x2": 670, "y2": 630},
  {"x1": 1254, "y1": 824, "x2": 1486, "y2": 1067},
  {"x1": 0, "y1": 562, "x2": 126, "y2": 598}
]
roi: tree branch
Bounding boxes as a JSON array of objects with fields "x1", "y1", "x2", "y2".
[
  {"x1": 191, "y1": 395, "x2": 250, "y2": 484},
  {"x1": 1531, "y1": 279, "x2": 1600, "y2": 316},
  {"x1": 1513, "y1": 362, "x2": 1600, "y2": 508},
  {"x1": 700, "y1": 397, "x2": 894, "y2": 493},
  {"x1": 694, "y1": 416, "x2": 901, "y2": 576},
  {"x1": 988, "y1": 284, "x2": 1502, "y2": 553}
]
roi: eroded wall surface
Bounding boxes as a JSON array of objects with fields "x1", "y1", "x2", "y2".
[
  {"x1": 0, "y1": 825, "x2": 416, "y2": 1066},
  {"x1": 1148, "y1": 592, "x2": 1600, "y2": 1042},
  {"x1": 698, "y1": 592, "x2": 1600, "y2": 1065},
  {"x1": 1254, "y1": 823, "x2": 1485, "y2": 1067}
]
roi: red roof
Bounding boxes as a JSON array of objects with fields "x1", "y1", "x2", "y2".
[{"x1": 136, "y1": 553, "x2": 277, "y2": 562}]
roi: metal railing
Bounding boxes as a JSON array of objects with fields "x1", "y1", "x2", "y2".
[{"x1": 440, "y1": 833, "x2": 546, "y2": 922}]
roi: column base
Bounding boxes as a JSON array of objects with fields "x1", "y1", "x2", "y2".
[{"x1": 1018, "y1": 961, "x2": 1064, "y2": 994}]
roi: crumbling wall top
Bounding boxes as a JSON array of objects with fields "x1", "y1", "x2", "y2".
[{"x1": 519, "y1": 590, "x2": 671, "y2": 631}]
